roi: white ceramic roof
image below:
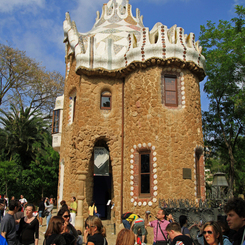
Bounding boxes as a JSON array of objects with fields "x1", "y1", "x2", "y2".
[{"x1": 63, "y1": 0, "x2": 205, "y2": 78}]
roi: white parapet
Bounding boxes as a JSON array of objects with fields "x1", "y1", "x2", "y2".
[{"x1": 63, "y1": 0, "x2": 205, "y2": 78}]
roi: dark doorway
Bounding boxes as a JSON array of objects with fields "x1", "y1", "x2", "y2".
[
  {"x1": 93, "y1": 174, "x2": 112, "y2": 219},
  {"x1": 93, "y1": 139, "x2": 112, "y2": 220}
]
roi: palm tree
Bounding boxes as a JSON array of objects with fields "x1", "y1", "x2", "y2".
[{"x1": 0, "y1": 104, "x2": 49, "y2": 169}]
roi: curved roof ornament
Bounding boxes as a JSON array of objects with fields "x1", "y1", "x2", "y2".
[{"x1": 63, "y1": 0, "x2": 205, "y2": 80}]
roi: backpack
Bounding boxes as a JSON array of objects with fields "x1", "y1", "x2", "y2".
[{"x1": 121, "y1": 212, "x2": 133, "y2": 220}]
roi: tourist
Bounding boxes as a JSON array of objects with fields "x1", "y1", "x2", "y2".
[
  {"x1": 57, "y1": 208, "x2": 78, "y2": 239},
  {"x1": 60, "y1": 200, "x2": 68, "y2": 210},
  {"x1": 115, "y1": 228, "x2": 135, "y2": 245},
  {"x1": 202, "y1": 221, "x2": 223, "y2": 245},
  {"x1": 68, "y1": 196, "x2": 77, "y2": 227},
  {"x1": 179, "y1": 215, "x2": 193, "y2": 237},
  {"x1": 38, "y1": 197, "x2": 45, "y2": 227},
  {"x1": 3, "y1": 195, "x2": 8, "y2": 216},
  {"x1": 217, "y1": 221, "x2": 232, "y2": 245},
  {"x1": 1, "y1": 199, "x2": 19, "y2": 245},
  {"x1": 17, "y1": 204, "x2": 39, "y2": 245},
  {"x1": 44, "y1": 216, "x2": 66, "y2": 245},
  {"x1": 84, "y1": 216, "x2": 93, "y2": 244},
  {"x1": 0, "y1": 234, "x2": 8, "y2": 245},
  {"x1": 131, "y1": 216, "x2": 146, "y2": 245},
  {"x1": 145, "y1": 209, "x2": 170, "y2": 245},
  {"x1": 89, "y1": 201, "x2": 98, "y2": 217},
  {"x1": 85, "y1": 216, "x2": 107, "y2": 245},
  {"x1": 0, "y1": 195, "x2": 5, "y2": 223},
  {"x1": 166, "y1": 222, "x2": 193, "y2": 245},
  {"x1": 76, "y1": 230, "x2": 83, "y2": 245},
  {"x1": 224, "y1": 197, "x2": 245, "y2": 245},
  {"x1": 44, "y1": 197, "x2": 54, "y2": 231},
  {"x1": 14, "y1": 201, "x2": 24, "y2": 231},
  {"x1": 121, "y1": 212, "x2": 138, "y2": 230},
  {"x1": 19, "y1": 195, "x2": 28, "y2": 212},
  {"x1": 166, "y1": 213, "x2": 175, "y2": 223}
]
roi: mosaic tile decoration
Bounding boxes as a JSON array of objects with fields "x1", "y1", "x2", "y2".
[
  {"x1": 108, "y1": 11, "x2": 122, "y2": 24},
  {"x1": 63, "y1": 0, "x2": 205, "y2": 73}
]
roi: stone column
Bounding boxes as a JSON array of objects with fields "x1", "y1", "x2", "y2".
[{"x1": 75, "y1": 170, "x2": 87, "y2": 231}]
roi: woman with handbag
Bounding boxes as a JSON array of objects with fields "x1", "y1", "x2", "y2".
[
  {"x1": 89, "y1": 201, "x2": 99, "y2": 217},
  {"x1": 17, "y1": 204, "x2": 39, "y2": 245}
]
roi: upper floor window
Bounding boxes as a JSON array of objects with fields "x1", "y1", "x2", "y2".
[
  {"x1": 73, "y1": 96, "x2": 76, "y2": 122},
  {"x1": 139, "y1": 151, "x2": 151, "y2": 197},
  {"x1": 164, "y1": 75, "x2": 178, "y2": 107},
  {"x1": 52, "y1": 110, "x2": 60, "y2": 134},
  {"x1": 68, "y1": 90, "x2": 76, "y2": 125},
  {"x1": 101, "y1": 91, "x2": 111, "y2": 110}
]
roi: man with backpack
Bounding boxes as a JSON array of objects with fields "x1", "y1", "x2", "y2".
[{"x1": 121, "y1": 212, "x2": 138, "y2": 229}]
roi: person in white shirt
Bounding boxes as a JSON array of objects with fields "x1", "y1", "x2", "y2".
[{"x1": 19, "y1": 195, "x2": 28, "y2": 212}]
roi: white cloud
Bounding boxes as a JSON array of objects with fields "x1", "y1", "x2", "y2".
[
  {"x1": 0, "y1": 0, "x2": 45, "y2": 13},
  {"x1": 69, "y1": 0, "x2": 105, "y2": 33}
]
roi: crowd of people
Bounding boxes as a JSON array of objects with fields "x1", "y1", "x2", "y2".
[
  {"x1": 120, "y1": 197, "x2": 245, "y2": 245},
  {"x1": 0, "y1": 196, "x2": 245, "y2": 245}
]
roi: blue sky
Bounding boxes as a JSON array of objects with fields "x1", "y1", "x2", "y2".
[{"x1": 0, "y1": 0, "x2": 244, "y2": 111}]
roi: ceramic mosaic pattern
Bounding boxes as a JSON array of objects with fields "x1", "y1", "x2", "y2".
[
  {"x1": 161, "y1": 26, "x2": 166, "y2": 59},
  {"x1": 63, "y1": 0, "x2": 205, "y2": 72},
  {"x1": 179, "y1": 28, "x2": 187, "y2": 62},
  {"x1": 130, "y1": 143, "x2": 158, "y2": 207},
  {"x1": 141, "y1": 28, "x2": 146, "y2": 61},
  {"x1": 124, "y1": 34, "x2": 131, "y2": 66}
]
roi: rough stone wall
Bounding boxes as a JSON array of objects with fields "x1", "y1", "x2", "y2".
[
  {"x1": 58, "y1": 56, "x2": 123, "y2": 223},
  {"x1": 57, "y1": 57, "x2": 204, "y2": 239},
  {"x1": 123, "y1": 66, "x2": 204, "y2": 213}
]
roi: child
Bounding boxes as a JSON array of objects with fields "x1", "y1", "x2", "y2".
[{"x1": 77, "y1": 230, "x2": 83, "y2": 245}]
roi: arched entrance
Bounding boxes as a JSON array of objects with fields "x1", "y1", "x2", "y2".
[{"x1": 92, "y1": 139, "x2": 113, "y2": 220}]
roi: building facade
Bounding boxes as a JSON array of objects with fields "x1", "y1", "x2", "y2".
[{"x1": 52, "y1": 0, "x2": 206, "y2": 232}]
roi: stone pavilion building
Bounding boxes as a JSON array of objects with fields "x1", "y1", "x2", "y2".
[{"x1": 52, "y1": 0, "x2": 206, "y2": 231}]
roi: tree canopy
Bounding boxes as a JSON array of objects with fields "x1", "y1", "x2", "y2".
[
  {"x1": 0, "y1": 100, "x2": 60, "y2": 202},
  {"x1": 200, "y1": 5, "x2": 245, "y2": 196},
  {"x1": 0, "y1": 43, "x2": 64, "y2": 118}
]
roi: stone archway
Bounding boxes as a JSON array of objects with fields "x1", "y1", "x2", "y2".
[{"x1": 91, "y1": 138, "x2": 113, "y2": 219}]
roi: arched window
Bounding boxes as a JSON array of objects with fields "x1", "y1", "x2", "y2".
[{"x1": 101, "y1": 91, "x2": 111, "y2": 110}]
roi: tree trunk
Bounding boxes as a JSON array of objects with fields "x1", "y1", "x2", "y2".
[
  {"x1": 228, "y1": 145, "x2": 235, "y2": 197},
  {"x1": 5, "y1": 181, "x2": 7, "y2": 196}
]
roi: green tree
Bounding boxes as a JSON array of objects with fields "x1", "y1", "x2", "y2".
[
  {"x1": 21, "y1": 143, "x2": 60, "y2": 201},
  {"x1": 200, "y1": 5, "x2": 245, "y2": 196},
  {"x1": 0, "y1": 43, "x2": 64, "y2": 118},
  {"x1": 0, "y1": 104, "x2": 49, "y2": 168},
  {"x1": 0, "y1": 160, "x2": 19, "y2": 196}
]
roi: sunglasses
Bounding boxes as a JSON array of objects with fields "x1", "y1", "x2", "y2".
[
  {"x1": 63, "y1": 215, "x2": 70, "y2": 218},
  {"x1": 203, "y1": 231, "x2": 213, "y2": 235}
]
